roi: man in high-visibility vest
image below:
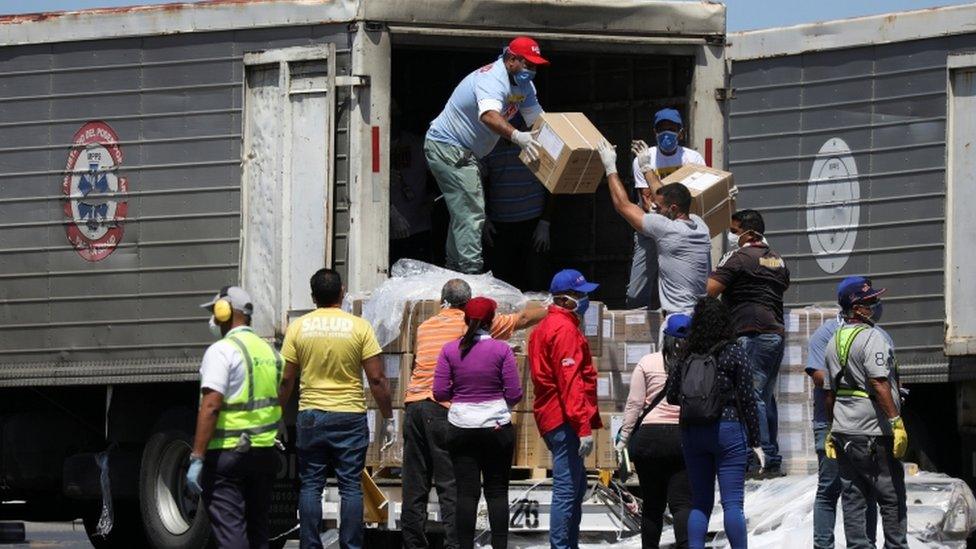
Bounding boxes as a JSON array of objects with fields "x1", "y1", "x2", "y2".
[
  {"x1": 186, "y1": 286, "x2": 283, "y2": 548},
  {"x1": 824, "y1": 278, "x2": 908, "y2": 549}
]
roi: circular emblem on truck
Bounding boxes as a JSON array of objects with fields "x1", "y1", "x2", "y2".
[
  {"x1": 62, "y1": 121, "x2": 129, "y2": 261},
  {"x1": 806, "y1": 137, "x2": 859, "y2": 274}
]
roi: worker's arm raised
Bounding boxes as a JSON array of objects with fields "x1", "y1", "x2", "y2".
[{"x1": 598, "y1": 140, "x2": 646, "y2": 233}]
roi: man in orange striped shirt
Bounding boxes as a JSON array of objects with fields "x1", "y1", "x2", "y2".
[{"x1": 401, "y1": 279, "x2": 546, "y2": 549}]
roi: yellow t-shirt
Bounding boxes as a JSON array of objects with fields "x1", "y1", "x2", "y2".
[{"x1": 280, "y1": 307, "x2": 383, "y2": 413}]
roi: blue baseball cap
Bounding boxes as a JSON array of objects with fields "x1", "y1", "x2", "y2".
[
  {"x1": 654, "y1": 108, "x2": 683, "y2": 128},
  {"x1": 837, "y1": 276, "x2": 886, "y2": 310},
  {"x1": 549, "y1": 269, "x2": 599, "y2": 294},
  {"x1": 663, "y1": 314, "x2": 693, "y2": 339}
]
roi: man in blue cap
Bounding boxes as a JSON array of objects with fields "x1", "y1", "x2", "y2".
[
  {"x1": 805, "y1": 276, "x2": 886, "y2": 548},
  {"x1": 528, "y1": 269, "x2": 602, "y2": 549},
  {"x1": 626, "y1": 108, "x2": 705, "y2": 310},
  {"x1": 823, "y1": 277, "x2": 908, "y2": 548}
]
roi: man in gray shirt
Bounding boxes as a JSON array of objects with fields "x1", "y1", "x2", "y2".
[
  {"x1": 595, "y1": 140, "x2": 710, "y2": 330},
  {"x1": 824, "y1": 278, "x2": 908, "y2": 549}
]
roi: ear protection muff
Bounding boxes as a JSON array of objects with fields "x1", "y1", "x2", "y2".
[{"x1": 213, "y1": 286, "x2": 233, "y2": 323}]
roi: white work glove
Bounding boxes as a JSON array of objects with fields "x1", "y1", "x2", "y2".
[
  {"x1": 753, "y1": 447, "x2": 766, "y2": 473},
  {"x1": 532, "y1": 220, "x2": 550, "y2": 252},
  {"x1": 614, "y1": 439, "x2": 628, "y2": 462},
  {"x1": 511, "y1": 129, "x2": 541, "y2": 162},
  {"x1": 597, "y1": 139, "x2": 618, "y2": 176},
  {"x1": 482, "y1": 219, "x2": 497, "y2": 247},
  {"x1": 631, "y1": 139, "x2": 655, "y2": 174},
  {"x1": 381, "y1": 418, "x2": 397, "y2": 451},
  {"x1": 578, "y1": 435, "x2": 594, "y2": 458},
  {"x1": 390, "y1": 205, "x2": 410, "y2": 240}
]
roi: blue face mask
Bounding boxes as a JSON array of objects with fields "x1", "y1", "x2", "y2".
[
  {"x1": 656, "y1": 130, "x2": 679, "y2": 154},
  {"x1": 573, "y1": 296, "x2": 590, "y2": 319},
  {"x1": 514, "y1": 68, "x2": 536, "y2": 85}
]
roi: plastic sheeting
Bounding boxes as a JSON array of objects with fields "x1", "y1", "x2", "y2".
[
  {"x1": 513, "y1": 472, "x2": 976, "y2": 549},
  {"x1": 342, "y1": 259, "x2": 529, "y2": 350}
]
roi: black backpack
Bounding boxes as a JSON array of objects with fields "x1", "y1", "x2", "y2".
[{"x1": 677, "y1": 342, "x2": 728, "y2": 425}]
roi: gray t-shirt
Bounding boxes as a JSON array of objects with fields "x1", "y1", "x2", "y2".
[
  {"x1": 640, "y1": 213, "x2": 711, "y2": 313},
  {"x1": 824, "y1": 323, "x2": 900, "y2": 436}
]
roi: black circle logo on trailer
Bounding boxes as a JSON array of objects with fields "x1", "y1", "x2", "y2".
[
  {"x1": 61, "y1": 121, "x2": 129, "y2": 262},
  {"x1": 807, "y1": 137, "x2": 860, "y2": 274}
]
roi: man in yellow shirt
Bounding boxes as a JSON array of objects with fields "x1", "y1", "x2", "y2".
[
  {"x1": 401, "y1": 279, "x2": 546, "y2": 548},
  {"x1": 279, "y1": 268, "x2": 395, "y2": 549}
]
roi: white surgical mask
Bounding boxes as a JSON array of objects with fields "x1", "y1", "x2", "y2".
[
  {"x1": 208, "y1": 316, "x2": 223, "y2": 339},
  {"x1": 727, "y1": 231, "x2": 741, "y2": 250}
]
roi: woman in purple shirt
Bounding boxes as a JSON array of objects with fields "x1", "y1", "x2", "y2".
[{"x1": 433, "y1": 297, "x2": 522, "y2": 549}]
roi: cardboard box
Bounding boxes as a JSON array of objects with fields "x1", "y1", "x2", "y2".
[
  {"x1": 660, "y1": 164, "x2": 736, "y2": 238},
  {"x1": 366, "y1": 353, "x2": 413, "y2": 408},
  {"x1": 583, "y1": 301, "x2": 604, "y2": 357},
  {"x1": 515, "y1": 354, "x2": 533, "y2": 412},
  {"x1": 514, "y1": 412, "x2": 551, "y2": 468},
  {"x1": 519, "y1": 112, "x2": 607, "y2": 194},
  {"x1": 604, "y1": 310, "x2": 661, "y2": 343},
  {"x1": 595, "y1": 413, "x2": 624, "y2": 469}
]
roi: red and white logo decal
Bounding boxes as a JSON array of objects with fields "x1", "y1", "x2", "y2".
[{"x1": 61, "y1": 121, "x2": 129, "y2": 261}]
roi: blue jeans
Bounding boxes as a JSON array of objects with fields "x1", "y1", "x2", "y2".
[
  {"x1": 297, "y1": 410, "x2": 368, "y2": 549},
  {"x1": 813, "y1": 422, "x2": 877, "y2": 548},
  {"x1": 738, "y1": 333, "x2": 784, "y2": 469},
  {"x1": 682, "y1": 420, "x2": 749, "y2": 549},
  {"x1": 543, "y1": 424, "x2": 588, "y2": 549}
]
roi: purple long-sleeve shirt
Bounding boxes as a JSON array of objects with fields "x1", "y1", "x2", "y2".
[{"x1": 432, "y1": 337, "x2": 523, "y2": 406}]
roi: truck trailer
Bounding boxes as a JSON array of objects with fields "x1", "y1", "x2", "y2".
[
  {"x1": 0, "y1": 1, "x2": 727, "y2": 546},
  {"x1": 728, "y1": 2, "x2": 976, "y2": 489}
]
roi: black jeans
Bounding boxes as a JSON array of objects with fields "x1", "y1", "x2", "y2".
[
  {"x1": 201, "y1": 447, "x2": 276, "y2": 549},
  {"x1": 401, "y1": 401, "x2": 458, "y2": 549},
  {"x1": 629, "y1": 424, "x2": 692, "y2": 549},
  {"x1": 834, "y1": 433, "x2": 909, "y2": 549},
  {"x1": 447, "y1": 423, "x2": 515, "y2": 549},
  {"x1": 484, "y1": 218, "x2": 550, "y2": 292}
]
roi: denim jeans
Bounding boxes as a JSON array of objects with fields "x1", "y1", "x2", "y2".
[
  {"x1": 738, "y1": 333, "x2": 784, "y2": 469},
  {"x1": 296, "y1": 410, "x2": 368, "y2": 549},
  {"x1": 543, "y1": 424, "x2": 588, "y2": 549},
  {"x1": 682, "y1": 420, "x2": 749, "y2": 549},
  {"x1": 813, "y1": 422, "x2": 877, "y2": 549}
]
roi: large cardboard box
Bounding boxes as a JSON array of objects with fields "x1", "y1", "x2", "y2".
[
  {"x1": 660, "y1": 164, "x2": 736, "y2": 238},
  {"x1": 366, "y1": 353, "x2": 413, "y2": 408},
  {"x1": 377, "y1": 408, "x2": 405, "y2": 467},
  {"x1": 514, "y1": 412, "x2": 551, "y2": 468},
  {"x1": 604, "y1": 310, "x2": 661, "y2": 343},
  {"x1": 519, "y1": 112, "x2": 607, "y2": 194},
  {"x1": 583, "y1": 301, "x2": 604, "y2": 357},
  {"x1": 595, "y1": 413, "x2": 624, "y2": 469}
]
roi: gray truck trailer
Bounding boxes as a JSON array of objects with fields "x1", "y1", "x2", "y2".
[
  {"x1": 0, "y1": 1, "x2": 728, "y2": 546},
  {"x1": 728, "y1": 2, "x2": 976, "y2": 489}
]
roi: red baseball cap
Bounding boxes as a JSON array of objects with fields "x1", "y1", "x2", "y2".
[
  {"x1": 508, "y1": 36, "x2": 549, "y2": 66},
  {"x1": 464, "y1": 297, "x2": 497, "y2": 324}
]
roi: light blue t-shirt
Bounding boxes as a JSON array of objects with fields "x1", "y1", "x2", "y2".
[
  {"x1": 806, "y1": 316, "x2": 894, "y2": 424},
  {"x1": 426, "y1": 58, "x2": 542, "y2": 158}
]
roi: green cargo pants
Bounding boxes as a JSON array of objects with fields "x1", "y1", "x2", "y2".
[{"x1": 423, "y1": 138, "x2": 485, "y2": 274}]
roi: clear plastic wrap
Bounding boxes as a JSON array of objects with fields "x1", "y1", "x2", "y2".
[
  {"x1": 342, "y1": 259, "x2": 528, "y2": 350},
  {"x1": 512, "y1": 472, "x2": 976, "y2": 548}
]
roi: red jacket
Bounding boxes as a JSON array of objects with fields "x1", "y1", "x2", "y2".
[{"x1": 528, "y1": 305, "x2": 603, "y2": 437}]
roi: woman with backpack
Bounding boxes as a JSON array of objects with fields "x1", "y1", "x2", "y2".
[
  {"x1": 616, "y1": 313, "x2": 694, "y2": 548},
  {"x1": 666, "y1": 297, "x2": 763, "y2": 549},
  {"x1": 432, "y1": 296, "x2": 523, "y2": 549}
]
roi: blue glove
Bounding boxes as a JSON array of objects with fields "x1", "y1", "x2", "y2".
[{"x1": 186, "y1": 455, "x2": 204, "y2": 496}]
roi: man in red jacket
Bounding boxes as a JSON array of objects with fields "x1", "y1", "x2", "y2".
[{"x1": 528, "y1": 269, "x2": 603, "y2": 549}]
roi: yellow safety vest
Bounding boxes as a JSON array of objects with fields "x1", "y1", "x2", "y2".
[
  {"x1": 209, "y1": 327, "x2": 283, "y2": 450},
  {"x1": 834, "y1": 325, "x2": 871, "y2": 399}
]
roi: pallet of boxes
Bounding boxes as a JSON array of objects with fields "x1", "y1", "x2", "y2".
[
  {"x1": 509, "y1": 303, "x2": 665, "y2": 476},
  {"x1": 775, "y1": 306, "x2": 840, "y2": 475},
  {"x1": 354, "y1": 298, "x2": 442, "y2": 473}
]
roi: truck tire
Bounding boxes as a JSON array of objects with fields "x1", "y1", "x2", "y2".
[{"x1": 139, "y1": 430, "x2": 212, "y2": 549}]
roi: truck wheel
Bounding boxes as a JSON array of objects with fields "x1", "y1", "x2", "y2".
[
  {"x1": 139, "y1": 430, "x2": 212, "y2": 549},
  {"x1": 81, "y1": 503, "x2": 147, "y2": 548}
]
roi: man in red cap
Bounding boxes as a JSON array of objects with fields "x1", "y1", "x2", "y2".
[
  {"x1": 528, "y1": 269, "x2": 602, "y2": 549},
  {"x1": 425, "y1": 37, "x2": 549, "y2": 274}
]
